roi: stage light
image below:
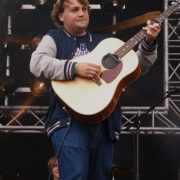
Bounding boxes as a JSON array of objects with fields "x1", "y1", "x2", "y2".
[
  {"x1": 35, "y1": 0, "x2": 56, "y2": 12},
  {"x1": 0, "y1": 77, "x2": 17, "y2": 97},
  {"x1": 35, "y1": 0, "x2": 48, "y2": 5},
  {"x1": 30, "y1": 35, "x2": 42, "y2": 49},
  {"x1": 100, "y1": 0, "x2": 125, "y2": 11},
  {"x1": 30, "y1": 78, "x2": 50, "y2": 97}
]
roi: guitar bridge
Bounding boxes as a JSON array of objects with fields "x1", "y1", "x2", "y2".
[{"x1": 91, "y1": 76, "x2": 102, "y2": 86}]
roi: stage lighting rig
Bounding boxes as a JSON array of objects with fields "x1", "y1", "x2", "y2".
[
  {"x1": 0, "y1": 77, "x2": 17, "y2": 97},
  {"x1": 35, "y1": 0, "x2": 56, "y2": 12},
  {"x1": 30, "y1": 78, "x2": 50, "y2": 97},
  {"x1": 100, "y1": 0, "x2": 126, "y2": 11}
]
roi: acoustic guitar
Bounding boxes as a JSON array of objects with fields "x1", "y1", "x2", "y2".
[{"x1": 51, "y1": 1, "x2": 180, "y2": 123}]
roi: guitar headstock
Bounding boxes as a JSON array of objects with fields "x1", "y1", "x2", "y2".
[{"x1": 171, "y1": 0, "x2": 180, "y2": 12}]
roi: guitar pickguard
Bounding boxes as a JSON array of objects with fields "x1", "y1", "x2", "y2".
[{"x1": 101, "y1": 62, "x2": 123, "y2": 83}]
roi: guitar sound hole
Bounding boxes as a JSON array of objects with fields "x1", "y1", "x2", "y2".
[{"x1": 102, "y1": 53, "x2": 120, "y2": 69}]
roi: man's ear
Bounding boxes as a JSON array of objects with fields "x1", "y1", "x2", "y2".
[{"x1": 58, "y1": 13, "x2": 64, "y2": 22}]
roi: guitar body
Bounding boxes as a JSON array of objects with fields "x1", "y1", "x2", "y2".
[{"x1": 51, "y1": 37, "x2": 141, "y2": 123}]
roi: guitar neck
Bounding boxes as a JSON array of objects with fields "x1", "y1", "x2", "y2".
[{"x1": 114, "y1": 2, "x2": 178, "y2": 59}]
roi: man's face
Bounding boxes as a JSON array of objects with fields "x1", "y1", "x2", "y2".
[{"x1": 58, "y1": 0, "x2": 89, "y2": 36}]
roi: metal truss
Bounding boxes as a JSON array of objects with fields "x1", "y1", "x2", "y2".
[
  {"x1": 0, "y1": 0, "x2": 180, "y2": 134},
  {"x1": 121, "y1": 0, "x2": 180, "y2": 134}
]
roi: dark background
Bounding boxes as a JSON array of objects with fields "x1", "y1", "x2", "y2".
[{"x1": 0, "y1": 133, "x2": 180, "y2": 180}]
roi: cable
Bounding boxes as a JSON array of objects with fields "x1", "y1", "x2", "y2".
[{"x1": 47, "y1": 117, "x2": 71, "y2": 180}]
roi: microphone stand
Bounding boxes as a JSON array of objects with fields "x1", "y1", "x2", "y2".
[{"x1": 125, "y1": 88, "x2": 178, "y2": 180}]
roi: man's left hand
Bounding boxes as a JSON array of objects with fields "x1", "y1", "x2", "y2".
[{"x1": 143, "y1": 20, "x2": 161, "y2": 45}]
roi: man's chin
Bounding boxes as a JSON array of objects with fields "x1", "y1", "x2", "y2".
[
  {"x1": 77, "y1": 21, "x2": 88, "y2": 27},
  {"x1": 77, "y1": 25, "x2": 88, "y2": 30}
]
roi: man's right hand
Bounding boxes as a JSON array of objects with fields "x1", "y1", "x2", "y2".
[{"x1": 75, "y1": 62, "x2": 101, "y2": 78}]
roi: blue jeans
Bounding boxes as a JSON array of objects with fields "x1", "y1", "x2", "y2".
[{"x1": 51, "y1": 118, "x2": 114, "y2": 180}]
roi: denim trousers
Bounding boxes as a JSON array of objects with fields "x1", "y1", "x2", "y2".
[{"x1": 50, "y1": 118, "x2": 114, "y2": 180}]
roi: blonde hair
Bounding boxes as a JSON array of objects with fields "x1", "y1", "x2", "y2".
[
  {"x1": 48, "y1": 155, "x2": 58, "y2": 172},
  {"x1": 51, "y1": 0, "x2": 89, "y2": 29}
]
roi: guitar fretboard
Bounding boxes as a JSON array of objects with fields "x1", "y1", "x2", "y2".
[{"x1": 114, "y1": 2, "x2": 178, "y2": 59}]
